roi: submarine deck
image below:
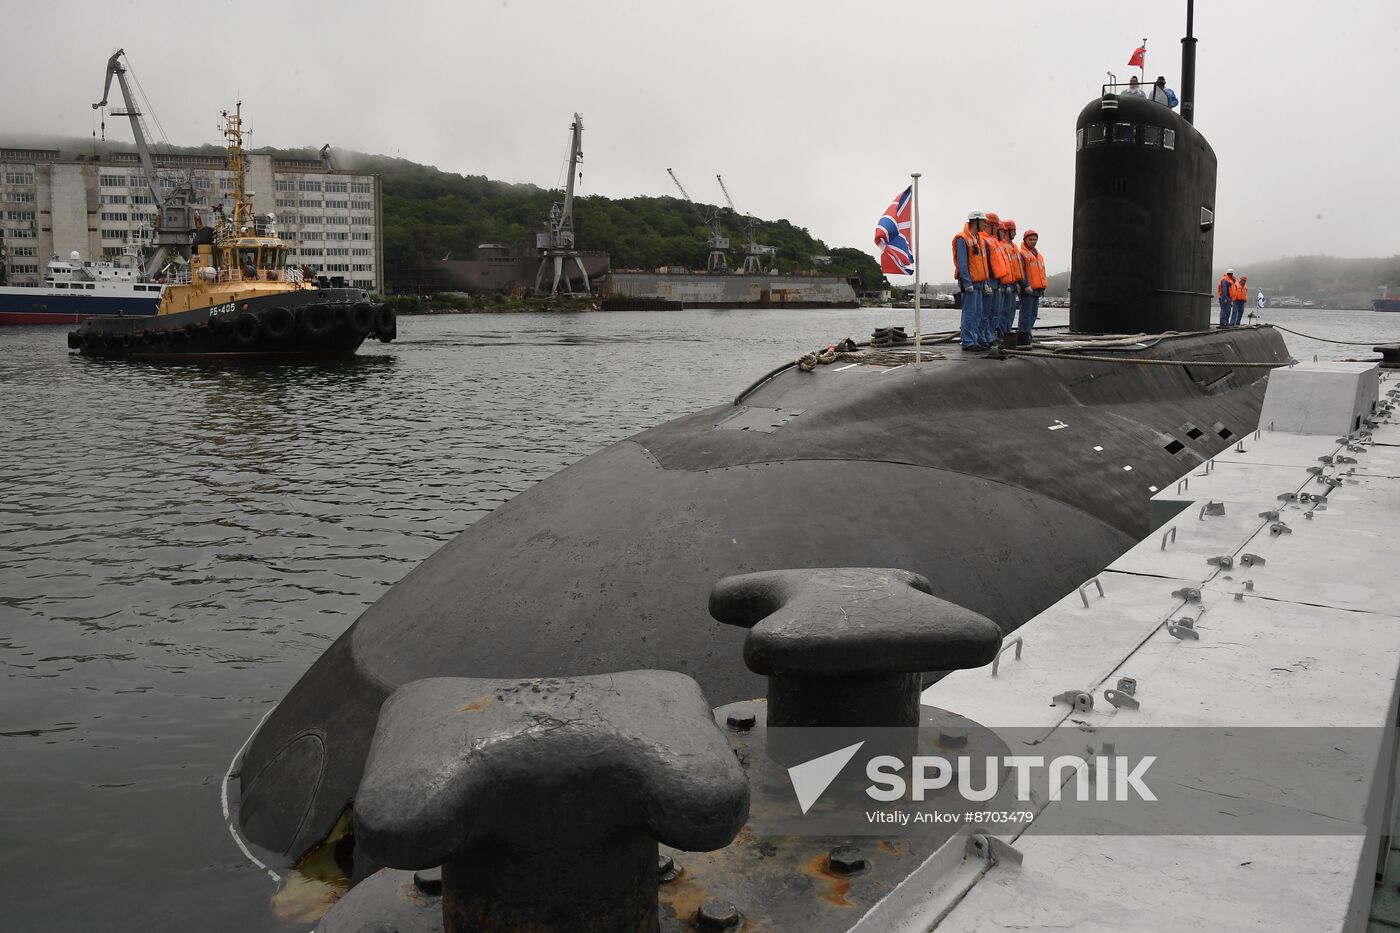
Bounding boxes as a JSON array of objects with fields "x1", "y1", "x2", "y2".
[{"x1": 917, "y1": 363, "x2": 1400, "y2": 932}]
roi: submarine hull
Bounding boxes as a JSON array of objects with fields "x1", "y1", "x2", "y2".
[{"x1": 239, "y1": 327, "x2": 1290, "y2": 861}]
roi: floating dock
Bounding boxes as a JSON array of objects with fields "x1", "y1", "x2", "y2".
[{"x1": 916, "y1": 360, "x2": 1399, "y2": 932}]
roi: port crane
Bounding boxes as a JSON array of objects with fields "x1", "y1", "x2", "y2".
[
  {"x1": 666, "y1": 168, "x2": 729, "y2": 272},
  {"x1": 715, "y1": 175, "x2": 772, "y2": 275},
  {"x1": 535, "y1": 114, "x2": 591, "y2": 296},
  {"x1": 93, "y1": 49, "x2": 197, "y2": 277}
]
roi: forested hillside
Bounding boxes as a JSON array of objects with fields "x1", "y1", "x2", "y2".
[{"x1": 339, "y1": 152, "x2": 883, "y2": 291}]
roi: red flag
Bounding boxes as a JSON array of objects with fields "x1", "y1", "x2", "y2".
[{"x1": 1128, "y1": 45, "x2": 1146, "y2": 67}]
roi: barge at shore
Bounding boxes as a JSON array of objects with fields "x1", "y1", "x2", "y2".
[{"x1": 601, "y1": 270, "x2": 859, "y2": 309}]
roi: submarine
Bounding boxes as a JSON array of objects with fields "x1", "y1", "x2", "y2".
[{"x1": 235, "y1": 2, "x2": 1291, "y2": 877}]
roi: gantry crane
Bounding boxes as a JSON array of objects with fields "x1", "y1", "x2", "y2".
[
  {"x1": 715, "y1": 175, "x2": 772, "y2": 275},
  {"x1": 93, "y1": 49, "x2": 196, "y2": 277},
  {"x1": 535, "y1": 113, "x2": 591, "y2": 296},
  {"x1": 666, "y1": 168, "x2": 729, "y2": 272}
]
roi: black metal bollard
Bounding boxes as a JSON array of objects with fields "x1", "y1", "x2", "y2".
[
  {"x1": 709, "y1": 568, "x2": 1002, "y2": 728},
  {"x1": 350, "y1": 670, "x2": 749, "y2": 933}
]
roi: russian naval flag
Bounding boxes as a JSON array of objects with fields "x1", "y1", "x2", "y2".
[{"x1": 873, "y1": 186, "x2": 914, "y2": 276}]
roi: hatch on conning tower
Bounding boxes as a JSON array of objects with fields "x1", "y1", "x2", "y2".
[{"x1": 1070, "y1": 0, "x2": 1214, "y2": 334}]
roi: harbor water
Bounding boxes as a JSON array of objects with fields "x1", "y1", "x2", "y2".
[{"x1": 2, "y1": 307, "x2": 1398, "y2": 932}]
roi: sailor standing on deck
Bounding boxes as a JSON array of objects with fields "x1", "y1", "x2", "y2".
[
  {"x1": 1231, "y1": 275, "x2": 1249, "y2": 326},
  {"x1": 953, "y1": 212, "x2": 992, "y2": 350},
  {"x1": 998, "y1": 220, "x2": 1021, "y2": 341},
  {"x1": 981, "y1": 213, "x2": 1010, "y2": 346},
  {"x1": 1018, "y1": 230, "x2": 1047, "y2": 345},
  {"x1": 1218, "y1": 269, "x2": 1237, "y2": 327}
]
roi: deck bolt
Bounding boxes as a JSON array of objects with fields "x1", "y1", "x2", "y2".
[
  {"x1": 412, "y1": 867, "x2": 442, "y2": 896},
  {"x1": 828, "y1": 845, "x2": 868, "y2": 875},
  {"x1": 658, "y1": 853, "x2": 680, "y2": 883},
  {"x1": 725, "y1": 711, "x2": 756, "y2": 732},
  {"x1": 940, "y1": 725, "x2": 969, "y2": 746},
  {"x1": 696, "y1": 901, "x2": 741, "y2": 931}
]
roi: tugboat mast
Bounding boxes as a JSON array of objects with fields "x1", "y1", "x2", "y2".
[{"x1": 220, "y1": 102, "x2": 255, "y2": 234}]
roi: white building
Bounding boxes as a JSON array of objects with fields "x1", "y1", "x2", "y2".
[{"x1": 0, "y1": 147, "x2": 383, "y2": 292}]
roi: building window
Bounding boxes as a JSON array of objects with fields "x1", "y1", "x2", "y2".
[
  {"x1": 298, "y1": 247, "x2": 324, "y2": 256},
  {"x1": 351, "y1": 216, "x2": 373, "y2": 225},
  {"x1": 101, "y1": 193, "x2": 128, "y2": 204},
  {"x1": 350, "y1": 181, "x2": 372, "y2": 194},
  {"x1": 100, "y1": 228, "x2": 128, "y2": 240},
  {"x1": 129, "y1": 176, "x2": 147, "y2": 188},
  {"x1": 9, "y1": 263, "x2": 39, "y2": 274},
  {"x1": 10, "y1": 246, "x2": 36, "y2": 257},
  {"x1": 325, "y1": 199, "x2": 347, "y2": 209},
  {"x1": 194, "y1": 177, "x2": 211, "y2": 189},
  {"x1": 324, "y1": 181, "x2": 348, "y2": 193},
  {"x1": 6, "y1": 171, "x2": 37, "y2": 185},
  {"x1": 352, "y1": 232, "x2": 373, "y2": 241},
  {"x1": 5, "y1": 228, "x2": 36, "y2": 239},
  {"x1": 100, "y1": 211, "x2": 129, "y2": 222},
  {"x1": 300, "y1": 199, "x2": 322, "y2": 209},
  {"x1": 297, "y1": 180, "x2": 322, "y2": 192},
  {"x1": 1163, "y1": 128, "x2": 1176, "y2": 150},
  {"x1": 98, "y1": 173, "x2": 125, "y2": 186},
  {"x1": 11, "y1": 192, "x2": 35, "y2": 203},
  {"x1": 323, "y1": 263, "x2": 349, "y2": 272},
  {"x1": 326, "y1": 215, "x2": 348, "y2": 225},
  {"x1": 275, "y1": 179, "x2": 296, "y2": 191},
  {"x1": 275, "y1": 199, "x2": 297, "y2": 209},
  {"x1": 131, "y1": 194, "x2": 154, "y2": 205},
  {"x1": 1142, "y1": 125, "x2": 1163, "y2": 147},
  {"x1": 327, "y1": 231, "x2": 348, "y2": 240},
  {"x1": 327, "y1": 247, "x2": 349, "y2": 255},
  {"x1": 1112, "y1": 123, "x2": 1136, "y2": 144},
  {"x1": 300, "y1": 216, "x2": 323, "y2": 226},
  {"x1": 352, "y1": 248, "x2": 372, "y2": 256},
  {"x1": 350, "y1": 200, "x2": 372, "y2": 210},
  {"x1": 301, "y1": 231, "x2": 323, "y2": 241},
  {"x1": 6, "y1": 210, "x2": 35, "y2": 221},
  {"x1": 352, "y1": 263, "x2": 372, "y2": 272}
]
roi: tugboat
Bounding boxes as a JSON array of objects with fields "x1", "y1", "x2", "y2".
[{"x1": 67, "y1": 104, "x2": 394, "y2": 359}]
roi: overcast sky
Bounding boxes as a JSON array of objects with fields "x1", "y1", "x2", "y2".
[{"x1": 8, "y1": 1, "x2": 1396, "y2": 279}]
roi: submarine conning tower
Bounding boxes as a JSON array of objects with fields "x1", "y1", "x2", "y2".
[{"x1": 1070, "y1": 0, "x2": 1215, "y2": 334}]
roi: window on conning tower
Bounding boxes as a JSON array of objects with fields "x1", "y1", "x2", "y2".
[
  {"x1": 1086, "y1": 123, "x2": 1106, "y2": 146},
  {"x1": 1112, "y1": 123, "x2": 1136, "y2": 143}
]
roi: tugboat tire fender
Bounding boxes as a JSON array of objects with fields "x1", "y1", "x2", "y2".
[
  {"x1": 233, "y1": 312, "x2": 261, "y2": 347},
  {"x1": 262, "y1": 306, "x2": 296, "y2": 341},
  {"x1": 66, "y1": 332, "x2": 81, "y2": 350},
  {"x1": 300, "y1": 305, "x2": 334, "y2": 338},
  {"x1": 347, "y1": 302, "x2": 374, "y2": 336},
  {"x1": 373, "y1": 304, "x2": 396, "y2": 342}
]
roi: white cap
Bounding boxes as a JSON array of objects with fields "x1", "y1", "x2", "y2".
[
  {"x1": 968, "y1": 210, "x2": 987, "y2": 221},
  {"x1": 1226, "y1": 268, "x2": 1234, "y2": 274}
]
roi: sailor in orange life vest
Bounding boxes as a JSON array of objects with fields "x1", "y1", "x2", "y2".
[
  {"x1": 997, "y1": 219, "x2": 1021, "y2": 340},
  {"x1": 980, "y1": 213, "x2": 1009, "y2": 346},
  {"x1": 1018, "y1": 230, "x2": 1048, "y2": 344},
  {"x1": 1230, "y1": 274, "x2": 1249, "y2": 326},
  {"x1": 952, "y1": 211, "x2": 992, "y2": 350},
  {"x1": 1217, "y1": 268, "x2": 1237, "y2": 328}
]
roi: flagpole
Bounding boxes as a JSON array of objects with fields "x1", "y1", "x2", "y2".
[
  {"x1": 911, "y1": 172, "x2": 922, "y2": 364},
  {"x1": 1140, "y1": 37, "x2": 1146, "y2": 83}
]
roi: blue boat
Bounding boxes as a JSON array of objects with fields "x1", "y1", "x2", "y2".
[{"x1": 0, "y1": 250, "x2": 161, "y2": 325}]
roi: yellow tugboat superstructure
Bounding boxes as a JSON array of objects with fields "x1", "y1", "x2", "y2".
[{"x1": 69, "y1": 102, "x2": 395, "y2": 359}]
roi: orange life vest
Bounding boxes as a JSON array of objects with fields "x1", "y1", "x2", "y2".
[
  {"x1": 1230, "y1": 280, "x2": 1247, "y2": 302},
  {"x1": 982, "y1": 232, "x2": 1009, "y2": 281},
  {"x1": 1218, "y1": 274, "x2": 1235, "y2": 300},
  {"x1": 1020, "y1": 246, "x2": 1048, "y2": 290},
  {"x1": 996, "y1": 238, "x2": 1021, "y2": 285},
  {"x1": 951, "y1": 226, "x2": 990, "y2": 282}
]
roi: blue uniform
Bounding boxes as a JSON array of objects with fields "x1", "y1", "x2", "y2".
[
  {"x1": 1218, "y1": 276, "x2": 1235, "y2": 327},
  {"x1": 955, "y1": 235, "x2": 984, "y2": 349}
]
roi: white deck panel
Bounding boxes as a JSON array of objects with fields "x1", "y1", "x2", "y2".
[{"x1": 918, "y1": 372, "x2": 1398, "y2": 932}]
